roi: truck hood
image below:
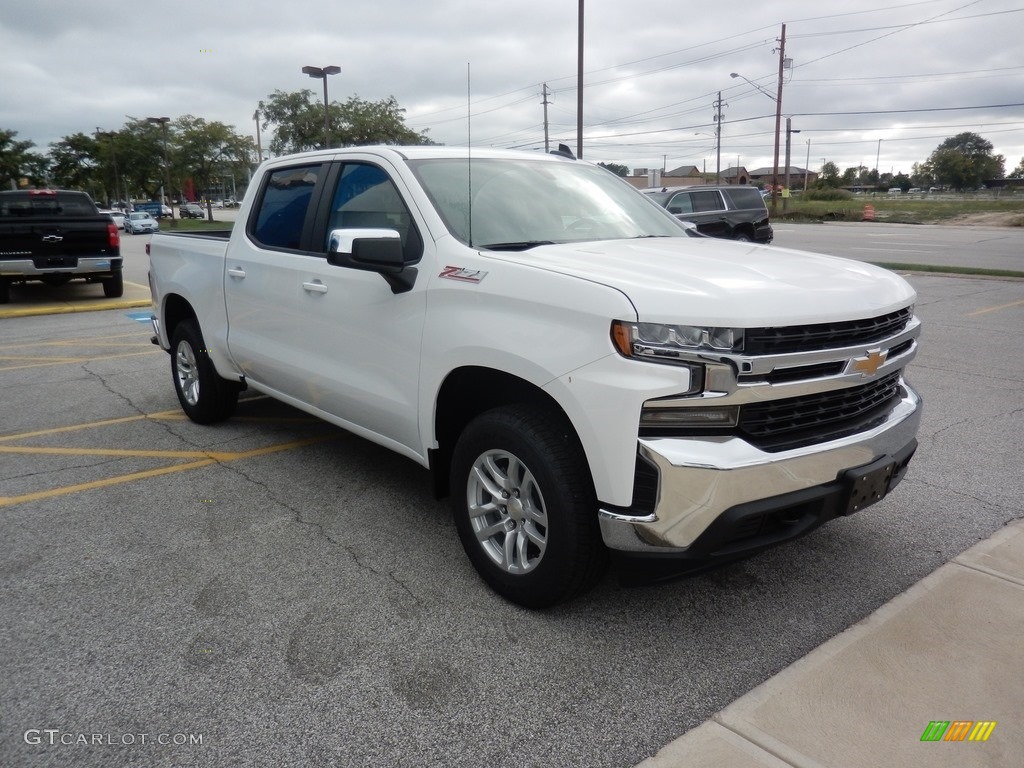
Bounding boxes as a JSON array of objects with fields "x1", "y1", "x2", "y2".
[{"x1": 492, "y1": 237, "x2": 916, "y2": 326}]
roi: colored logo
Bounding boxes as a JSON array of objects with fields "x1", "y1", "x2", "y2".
[
  {"x1": 920, "y1": 721, "x2": 996, "y2": 742},
  {"x1": 849, "y1": 349, "x2": 887, "y2": 377}
]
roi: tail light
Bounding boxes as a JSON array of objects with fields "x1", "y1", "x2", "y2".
[{"x1": 108, "y1": 222, "x2": 120, "y2": 248}]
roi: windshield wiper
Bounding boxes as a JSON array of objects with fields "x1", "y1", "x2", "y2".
[{"x1": 477, "y1": 241, "x2": 556, "y2": 251}]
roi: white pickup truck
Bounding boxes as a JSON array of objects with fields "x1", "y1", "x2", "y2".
[{"x1": 148, "y1": 146, "x2": 922, "y2": 607}]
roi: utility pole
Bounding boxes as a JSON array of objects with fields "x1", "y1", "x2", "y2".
[
  {"x1": 771, "y1": 23, "x2": 786, "y2": 213},
  {"x1": 713, "y1": 91, "x2": 726, "y2": 184},
  {"x1": 541, "y1": 83, "x2": 551, "y2": 153}
]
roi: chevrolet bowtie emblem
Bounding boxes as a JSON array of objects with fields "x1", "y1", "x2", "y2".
[{"x1": 851, "y1": 349, "x2": 887, "y2": 376}]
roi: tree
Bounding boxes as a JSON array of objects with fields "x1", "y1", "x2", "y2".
[
  {"x1": 910, "y1": 162, "x2": 934, "y2": 189},
  {"x1": 258, "y1": 90, "x2": 432, "y2": 155},
  {"x1": 598, "y1": 162, "x2": 629, "y2": 177},
  {"x1": 817, "y1": 160, "x2": 841, "y2": 188},
  {"x1": 0, "y1": 129, "x2": 46, "y2": 189},
  {"x1": 1010, "y1": 157, "x2": 1024, "y2": 178},
  {"x1": 48, "y1": 133, "x2": 102, "y2": 197},
  {"x1": 924, "y1": 132, "x2": 1005, "y2": 190},
  {"x1": 173, "y1": 115, "x2": 253, "y2": 206},
  {"x1": 116, "y1": 118, "x2": 169, "y2": 201}
]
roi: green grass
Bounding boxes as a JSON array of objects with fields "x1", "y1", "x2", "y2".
[
  {"x1": 158, "y1": 217, "x2": 234, "y2": 232},
  {"x1": 869, "y1": 262, "x2": 1024, "y2": 279},
  {"x1": 775, "y1": 196, "x2": 1024, "y2": 225}
]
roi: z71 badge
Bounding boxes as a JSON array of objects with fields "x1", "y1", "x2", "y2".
[{"x1": 439, "y1": 266, "x2": 488, "y2": 284}]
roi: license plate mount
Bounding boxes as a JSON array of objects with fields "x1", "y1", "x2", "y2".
[{"x1": 842, "y1": 457, "x2": 898, "y2": 515}]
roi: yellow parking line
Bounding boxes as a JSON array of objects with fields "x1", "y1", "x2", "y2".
[
  {"x1": 0, "y1": 356, "x2": 84, "y2": 363},
  {"x1": 0, "y1": 410, "x2": 185, "y2": 442},
  {"x1": 0, "y1": 435, "x2": 334, "y2": 508},
  {"x1": 0, "y1": 349, "x2": 160, "y2": 371},
  {"x1": 968, "y1": 299, "x2": 1024, "y2": 317},
  {"x1": 0, "y1": 332, "x2": 147, "y2": 350},
  {"x1": 1, "y1": 459, "x2": 218, "y2": 507}
]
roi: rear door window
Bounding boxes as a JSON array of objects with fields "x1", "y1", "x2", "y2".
[
  {"x1": 250, "y1": 164, "x2": 324, "y2": 251},
  {"x1": 690, "y1": 190, "x2": 725, "y2": 213}
]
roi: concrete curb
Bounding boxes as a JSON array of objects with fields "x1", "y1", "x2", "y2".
[{"x1": 637, "y1": 519, "x2": 1024, "y2": 768}]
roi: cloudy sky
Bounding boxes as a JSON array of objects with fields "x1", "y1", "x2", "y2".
[{"x1": 2, "y1": 0, "x2": 1022, "y2": 177}]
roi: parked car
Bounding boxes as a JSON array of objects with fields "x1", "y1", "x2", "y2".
[
  {"x1": 179, "y1": 203, "x2": 205, "y2": 219},
  {"x1": 100, "y1": 210, "x2": 127, "y2": 230},
  {"x1": 125, "y1": 211, "x2": 159, "y2": 234},
  {"x1": 641, "y1": 185, "x2": 773, "y2": 243},
  {"x1": 159, "y1": 204, "x2": 173, "y2": 217}
]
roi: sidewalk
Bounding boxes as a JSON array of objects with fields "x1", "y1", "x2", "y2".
[{"x1": 636, "y1": 519, "x2": 1024, "y2": 768}]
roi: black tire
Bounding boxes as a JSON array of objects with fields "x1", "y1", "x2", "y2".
[
  {"x1": 450, "y1": 404, "x2": 607, "y2": 608},
  {"x1": 734, "y1": 233, "x2": 752, "y2": 243},
  {"x1": 170, "y1": 319, "x2": 239, "y2": 424},
  {"x1": 102, "y1": 271, "x2": 124, "y2": 298}
]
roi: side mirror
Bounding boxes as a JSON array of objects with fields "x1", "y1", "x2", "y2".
[
  {"x1": 676, "y1": 220, "x2": 704, "y2": 238},
  {"x1": 327, "y1": 228, "x2": 416, "y2": 294}
]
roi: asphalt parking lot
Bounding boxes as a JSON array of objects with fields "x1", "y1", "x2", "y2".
[{"x1": 1, "y1": 274, "x2": 1022, "y2": 767}]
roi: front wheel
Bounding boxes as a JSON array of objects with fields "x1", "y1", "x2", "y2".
[
  {"x1": 450, "y1": 405, "x2": 607, "y2": 608},
  {"x1": 170, "y1": 319, "x2": 239, "y2": 424}
]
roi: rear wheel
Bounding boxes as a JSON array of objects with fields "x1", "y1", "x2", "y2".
[
  {"x1": 102, "y1": 271, "x2": 124, "y2": 298},
  {"x1": 170, "y1": 319, "x2": 239, "y2": 424},
  {"x1": 450, "y1": 405, "x2": 607, "y2": 608}
]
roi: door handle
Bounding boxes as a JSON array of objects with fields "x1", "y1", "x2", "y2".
[
  {"x1": 302, "y1": 280, "x2": 328, "y2": 294},
  {"x1": 227, "y1": 267, "x2": 246, "y2": 279}
]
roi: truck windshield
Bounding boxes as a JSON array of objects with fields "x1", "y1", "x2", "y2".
[{"x1": 407, "y1": 158, "x2": 684, "y2": 249}]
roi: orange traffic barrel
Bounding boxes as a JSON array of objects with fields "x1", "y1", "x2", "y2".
[{"x1": 863, "y1": 204, "x2": 875, "y2": 221}]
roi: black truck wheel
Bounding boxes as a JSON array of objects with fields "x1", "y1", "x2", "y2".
[
  {"x1": 450, "y1": 404, "x2": 607, "y2": 608},
  {"x1": 102, "y1": 271, "x2": 124, "y2": 298},
  {"x1": 170, "y1": 319, "x2": 239, "y2": 424}
]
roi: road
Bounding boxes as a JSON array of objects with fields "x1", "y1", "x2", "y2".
[
  {"x1": 1, "y1": 273, "x2": 1022, "y2": 767},
  {"x1": 772, "y1": 221, "x2": 1024, "y2": 272}
]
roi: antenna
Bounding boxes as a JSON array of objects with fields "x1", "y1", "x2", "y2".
[{"x1": 467, "y1": 62, "x2": 473, "y2": 248}]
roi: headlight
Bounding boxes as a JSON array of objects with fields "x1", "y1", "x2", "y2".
[{"x1": 612, "y1": 320, "x2": 744, "y2": 361}]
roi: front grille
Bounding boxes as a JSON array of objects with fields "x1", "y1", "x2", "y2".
[
  {"x1": 745, "y1": 307, "x2": 912, "y2": 355},
  {"x1": 739, "y1": 371, "x2": 903, "y2": 451}
]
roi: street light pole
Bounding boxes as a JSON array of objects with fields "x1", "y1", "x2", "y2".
[
  {"x1": 254, "y1": 109, "x2": 263, "y2": 163},
  {"x1": 577, "y1": 0, "x2": 584, "y2": 159},
  {"x1": 784, "y1": 117, "x2": 800, "y2": 212},
  {"x1": 302, "y1": 65, "x2": 341, "y2": 149},
  {"x1": 146, "y1": 116, "x2": 175, "y2": 227}
]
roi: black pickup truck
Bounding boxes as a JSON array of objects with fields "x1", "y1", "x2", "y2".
[{"x1": 0, "y1": 189, "x2": 123, "y2": 304}]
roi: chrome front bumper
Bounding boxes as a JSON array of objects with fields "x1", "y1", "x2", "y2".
[{"x1": 598, "y1": 379, "x2": 922, "y2": 554}]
